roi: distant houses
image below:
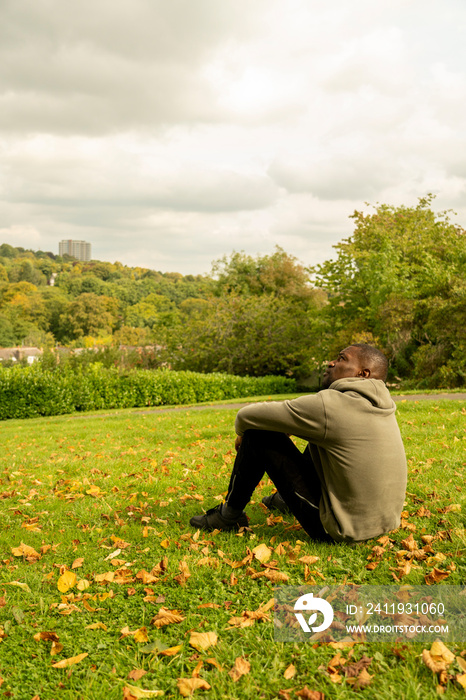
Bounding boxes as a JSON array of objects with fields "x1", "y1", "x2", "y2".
[{"x1": 0, "y1": 347, "x2": 43, "y2": 364}]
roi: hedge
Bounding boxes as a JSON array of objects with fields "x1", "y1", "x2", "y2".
[{"x1": 0, "y1": 364, "x2": 297, "y2": 420}]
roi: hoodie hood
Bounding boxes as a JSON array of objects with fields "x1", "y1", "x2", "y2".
[{"x1": 328, "y1": 376, "x2": 396, "y2": 411}]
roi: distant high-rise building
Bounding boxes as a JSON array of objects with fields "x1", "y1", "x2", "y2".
[{"x1": 59, "y1": 239, "x2": 91, "y2": 262}]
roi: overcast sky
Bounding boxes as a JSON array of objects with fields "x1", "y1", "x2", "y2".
[{"x1": 1, "y1": 0, "x2": 465, "y2": 275}]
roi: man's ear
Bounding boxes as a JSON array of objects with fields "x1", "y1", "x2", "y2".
[{"x1": 358, "y1": 368, "x2": 371, "y2": 378}]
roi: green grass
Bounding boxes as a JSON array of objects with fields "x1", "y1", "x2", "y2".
[{"x1": 0, "y1": 398, "x2": 465, "y2": 699}]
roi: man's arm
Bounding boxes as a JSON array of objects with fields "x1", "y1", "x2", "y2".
[{"x1": 234, "y1": 394, "x2": 327, "y2": 441}]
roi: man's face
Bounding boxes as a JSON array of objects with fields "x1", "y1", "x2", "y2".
[{"x1": 321, "y1": 346, "x2": 366, "y2": 389}]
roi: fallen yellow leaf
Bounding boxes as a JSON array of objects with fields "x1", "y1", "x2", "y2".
[
  {"x1": 229, "y1": 657, "x2": 251, "y2": 682},
  {"x1": 86, "y1": 485, "x2": 102, "y2": 497},
  {"x1": 151, "y1": 608, "x2": 185, "y2": 628},
  {"x1": 430, "y1": 640, "x2": 455, "y2": 665},
  {"x1": 177, "y1": 678, "x2": 210, "y2": 697},
  {"x1": 94, "y1": 571, "x2": 115, "y2": 583},
  {"x1": 11, "y1": 543, "x2": 41, "y2": 561},
  {"x1": 85, "y1": 623, "x2": 107, "y2": 631},
  {"x1": 134, "y1": 627, "x2": 149, "y2": 643},
  {"x1": 52, "y1": 652, "x2": 88, "y2": 668},
  {"x1": 160, "y1": 645, "x2": 183, "y2": 657},
  {"x1": 189, "y1": 631, "x2": 218, "y2": 652},
  {"x1": 284, "y1": 663, "x2": 296, "y2": 679},
  {"x1": 57, "y1": 570, "x2": 77, "y2": 593},
  {"x1": 7, "y1": 581, "x2": 31, "y2": 592},
  {"x1": 252, "y1": 543, "x2": 272, "y2": 563},
  {"x1": 51, "y1": 641, "x2": 64, "y2": 656},
  {"x1": 123, "y1": 685, "x2": 164, "y2": 698}
]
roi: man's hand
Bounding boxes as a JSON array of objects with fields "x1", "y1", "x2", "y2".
[{"x1": 235, "y1": 435, "x2": 243, "y2": 452}]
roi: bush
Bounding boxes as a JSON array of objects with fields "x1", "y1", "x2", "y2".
[{"x1": 0, "y1": 365, "x2": 296, "y2": 420}]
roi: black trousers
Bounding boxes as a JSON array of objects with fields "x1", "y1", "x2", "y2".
[{"x1": 225, "y1": 429, "x2": 332, "y2": 542}]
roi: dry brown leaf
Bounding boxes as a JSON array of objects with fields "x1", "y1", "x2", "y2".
[
  {"x1": 136, "y1": 570, "x2": 159, "y2": 585},
  {"x1": 197, "y1": 603, "x2": 221, "y2": 609},
  {"x1": 191, "y1": 660, "x2": 203, "y2": 678},
  {"x1": 189, "y1": 631, "x2": 218, "y2": 652},
  {"x1": 366, "y1": 562, "x2": 379, "y2": 571},
  {"x1": 227, "y1": 615, "x2": 256, "y2": 629},
  {"x1": 205, "y1": 658, "x2": 223, "y2": 671},
  {"x1": 11, "y1": 543, "x2": 41, "y2": 561},
  {"x1": 401, "y1": 533, "x2": 417, "y2": 551},
  {"x1": 296, "y1": 687, "x2": 325, "y2": 699},
  {"x1": 422, "y1": 649, "x2": 446, "y2": 674},
  {"x1": 349, "y1": 668, "x2": 373, "y2": 689},
  {"x1": 34, "y1": 631, "x2": 60, "y2": 643},
  {"x1": 127, "y1": 669, "x2": 147, "y2": 681},
  {"x1": 264, "y1": 569, "x2": 289, "y2": 583},
  {"x1": 71, "y1": 557, "x2": 84, "y2": 569},
  {"x1": 227, "y1": 599, "x2": 274, "y2": 628},
  {"x1": 50, "y1": 640, "x2": 64, "y2": 656},
  {"x1": 94, "y1": 571, "x2": 115, "y2": 584},
  {"x1": 425, "y1": 568, "x2": 450, "y2": 585},
  {"x1": 328, "y1": 639, "x2": 357, "y2": 650},
  {"x1": 442, "y1": 504, "x2": 461, "y2": 513},
  {"x1": 51, "y1": 652, "x2": 88, "y2": 668},
  {"x1": 229, "y1": 657, "x2": 251, "y2": 682},
  {"x1": 177, "y1": 678, "x2": 211, "y2": 697},
  {"x1": 421, "y1": 535, "x2": 435, "y2": 544},
  {"x1": 174, "y1": 560, "x2": 191, "y2": 586},
  {"x1": 298, "y1": 555, "x2": 319, "y2": 565},
  {"x1": 151, "y1": 607, "x2": 185, "y2": 628},
  {"x1": 421, "y1": 641, "x2": 455, "y2": 678}
]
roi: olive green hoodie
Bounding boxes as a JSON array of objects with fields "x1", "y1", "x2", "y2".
[{"x1": 235, "y1": 377, "x2": 407, "y2": 543}]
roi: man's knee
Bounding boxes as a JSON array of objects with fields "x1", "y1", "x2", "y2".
[{"x1": 241, "y1": 429, "x2": 292, "y2": 450}]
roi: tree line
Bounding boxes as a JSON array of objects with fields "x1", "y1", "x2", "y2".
[{"x1": 1, "y1": 195, "x2": 465, "y2": 388}]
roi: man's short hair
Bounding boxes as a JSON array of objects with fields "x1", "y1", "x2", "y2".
[{"x1": 350, "y1": 343, "x2": 389, "y2": 382}]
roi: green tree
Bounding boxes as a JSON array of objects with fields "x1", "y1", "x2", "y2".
[
  {"x1": 124, "y1": 294, "x2": 177, "y2": 330},
  {"x1": 312, "y1": 196, "x2": 466, "y2": 386},
  {"x1": 0, "y1": 281, "x2": 48, "y2": 333},
  {"x1": 58, "y1": 293, "x2": 120, "y2": 342},
  {"x1": 167, "y1": 293, "x2": 320, "y2": 377},
  {"x1": 212, "y1": 246, "x2": 314, "y2": 299}
]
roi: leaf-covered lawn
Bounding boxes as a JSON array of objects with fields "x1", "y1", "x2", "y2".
[{"x1": 0, "y1": 399, "x2": 465, "y2": 699}]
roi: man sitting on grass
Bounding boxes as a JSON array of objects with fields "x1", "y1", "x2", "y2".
[{"x1": 189, "y1": 343, "x2": 407, "y2": 543}]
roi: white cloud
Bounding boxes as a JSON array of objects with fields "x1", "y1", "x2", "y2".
[{"x1": 0, "y1": 0, "x2": 465, "y2": 273}]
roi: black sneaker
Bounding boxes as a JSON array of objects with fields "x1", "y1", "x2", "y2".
[
  {"x1": 262, "y1": 492, "x2": 290, "y2": 514},
  {"x1": 189, "y1": 504, "x2": 249, "y2": 532}
]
